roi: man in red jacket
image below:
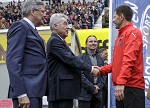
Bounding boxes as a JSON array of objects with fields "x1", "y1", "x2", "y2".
[{"x1": 93, "y1": 5, "x2": 145, "y2": 108}]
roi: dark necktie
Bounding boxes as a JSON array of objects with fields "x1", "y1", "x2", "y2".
[{"x1": 35, "y1": 27, "x2": 38, "y2": 33}]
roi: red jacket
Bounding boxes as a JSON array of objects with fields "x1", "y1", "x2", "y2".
[{"x1": 100, "y1": 22, "x2": 145, "y2": 89}]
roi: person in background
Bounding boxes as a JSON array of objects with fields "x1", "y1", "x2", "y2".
[
  {"x1": 6, "y1": 0, "x2": 47, "y2": 108},
  {"x1": 93, "y1": 5, "x2": 145, "y2": 108},
  {"x1": 46, "y1": 13, "x2": 99, "y2": 108},
  {"x1": 99, "y1": 48, "x2": 108, "y2": 65},
  {"x1": 0, "y1": 44, "x2": 6, "y2": 61},
  {"x1": 72, "y1": 20, "x2": 81, "y2": 29},
  {"x1": 98, "y1": 48, "x2": 108, "y2": 108},
  {"x1": 77, "y1": 35, "x2": 106, "y2": 108},
  {"x1": 102, "y1": 8, "x2": 109, "y2": 28},
  {"x1": 0, "y1": 17, "x2": 9, "y2": 29}
]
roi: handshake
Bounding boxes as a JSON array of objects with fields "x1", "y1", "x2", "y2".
[{"x1": 92, "y1": 66, "x2": 101, "y2": 76}]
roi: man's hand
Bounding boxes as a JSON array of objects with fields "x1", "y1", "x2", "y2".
[
  {"x1": 18, "y1": 96, "x2": 30, "y2": 108},
  {"x1": 93, "y1": 85, "x2": 100, "y2": 94},
  {"x1": 92, "y1": 66, "x2": 100, "y2": 76},
  {"x1": 114, "y1": 85, "x2": 125, "y2": 101}
]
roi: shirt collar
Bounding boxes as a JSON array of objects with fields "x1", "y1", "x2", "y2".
[
  {"x1": 57, "y1": 34, "x2": 64, "y2": 41},
  {"x1": 53, "y1": 33, "x2": 65, "y2": 41},
  {"x1": 118, "y1": 22, "x2": 133, "y2": 34},
  {"x1": 87, "y1": 49, "x2": 96, "y2": 56},
  {"x1": 23, "y1": 17, "x2": 35, "y2": 29}
]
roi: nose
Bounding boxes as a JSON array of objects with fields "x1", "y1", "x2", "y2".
[{"x1": 92, "y1": 41, "x2": 96, "y2": 44}]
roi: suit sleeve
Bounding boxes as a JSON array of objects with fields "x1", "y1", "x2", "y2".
[
  {"x1": 50, "y1": 39, "x2": 92, "y2": 72},
  {"x1": 97, "y1": 57, "x2": 107, "y2": 89},
  {"x1": 81, "y1": 71, "x2": 96, "y2": 94},
  {"x1": 97, "y1": 75, "x2": 107, "y2": 89},
  {"x1": 6, "y1": 22, "x2": 27, "y2": 96}
]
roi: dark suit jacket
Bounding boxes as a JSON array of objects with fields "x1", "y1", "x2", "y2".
[
  {"x1": 46, "y1": 33, "x2": 92, "y2": 101},
  {"x1": 6, "y1": 19, "x2": 47, "y2": 98},
  {"x1": 77, "y1": 52, "x2": 106, "y2": 101}
]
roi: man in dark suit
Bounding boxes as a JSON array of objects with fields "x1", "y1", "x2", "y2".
[
  {"x1": 47, "y1": 13, "x2": 99, "y2": 108},
  {"x1": 6, "y1": 0, "x2": 47, "y2": 108},
  {"x1": 98, "y1": 48, "x2": 108, "y2": 108},
  {"x1": 77, "y1": 35, "x2": 106, "y2": 108}
]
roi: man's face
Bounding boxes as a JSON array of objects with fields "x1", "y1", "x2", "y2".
[
  {"x1": 113, "y1": 11, "x2": 122, "y2": 29},
  {"x1": 34, "y1": 5, "x2": 45, "y2": 26},
  {"x1": 55, "y1": 17, "x2": 69, "y2": 39},
  {"x1": 100, "y1": 50, "x2": 108, "y2": 60},
  {"x1": 86, "y1": 36, "x2": 98, "y2": 51}
]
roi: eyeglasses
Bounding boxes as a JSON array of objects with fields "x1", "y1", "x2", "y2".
[{"x1": 34, "y1": 9, "x2": 45, "y2": 14}]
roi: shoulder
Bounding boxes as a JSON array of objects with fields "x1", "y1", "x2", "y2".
[
  {"x1": 47, "y1": 34, "x2": 63, "y2": 46},
  {"x1": 77, "y1": 53, "x2": 84, "y2": 58},
  {"x1": 96, "y1": 54, "x2": 103, "y2": 61},
  {"x1": 9, "y1": 20, "x2": 27, "y2": 31},
  {"x1": 124, "y1": 26, "x2": 142, "y2": 39},
  {"x1": 77, "y1": 52, "x2": 86, "y2": 59},
  {"x1": 49, "y1": 34, "x2": 62, "y2": 42},
  {"x1": 131, "y1": 27, "x2": 142, "y2": 37},
  {"x1": 7, "y1": 20, "x2": 28, "y2": 36},
  {"x1": 96, "y1": 54, "x2": 104, "y2": 63}
]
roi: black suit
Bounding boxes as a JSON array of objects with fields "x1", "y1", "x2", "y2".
[
  {"x1": 47, "y1": 33, "x2": 92, "y2": 108},
  {"x1": 77, "y1": 52, "x2": 106, "y2": 108}
]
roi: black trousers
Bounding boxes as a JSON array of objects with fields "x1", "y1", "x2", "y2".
[
  {"x1": 90, "y1": 96, "x2": 102, "y2": 108},
  {"x1": 116, "y1": 87, "x2": 145, "y2": 108},
  {"x1": 78, "y1": 100, "x2": 90, "y2": 108},
  {"x1": 48, "y1": 99, "x2": 73, "y2": 108},
  {"x1": 78, "y1": 96, "x2": 102, "y2": 108},
  {"x1": 12, "y1": 97, "x2": 42, "y2": 108},
  {"x1": 102, "y1": 90, "x2": 108, "y2": 108}
]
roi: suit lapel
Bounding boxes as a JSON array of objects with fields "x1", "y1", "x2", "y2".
[
  {"x1": 21, "y1": 19, "x2": 45, "y2": 52},
  {"x1": 53, "y1": 33, "x2": 74, "y2": 55},
  {"x1": 96, "y1": 54, "x2": 101, "y2": 66},
  {"x1": 85, "y1": 52, "x2": 92, "y2": 65}
]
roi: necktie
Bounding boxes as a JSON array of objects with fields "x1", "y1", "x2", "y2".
[{"x1": 35, "y1": 27, "x2": 38, "y2": 33}]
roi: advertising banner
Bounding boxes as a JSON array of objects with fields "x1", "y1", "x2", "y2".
[
  {"x1": 0, "y1": 28, "x2": 109, "y2": 63},
  {"x1": 110, "y1": 0, "x2": 150, "y2": 107},
  {"x1": 76, "y1": 28, "x2": 109, "y2": 52}
]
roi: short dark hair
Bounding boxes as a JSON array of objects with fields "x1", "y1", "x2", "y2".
[
  {"x1": 85, "y1": 35, "x2": 97, "y2": 44},
  {"x1": 98, "y1": 48, "x2": 107, "y2": 54},
  {"x1": 115, "y1": 5, "x2": 133, "y2": 22}
]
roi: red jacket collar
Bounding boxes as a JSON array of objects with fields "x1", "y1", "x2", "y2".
[{"x1": 118, "y1": 22, "x2": 133, "y2": 36}]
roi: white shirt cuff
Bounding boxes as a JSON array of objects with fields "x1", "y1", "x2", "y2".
[
  {"x1": 91, "y1": 66, "x2": 93, "y2": 73},
  {"x1": 18, "y1": 94, "x2": 27, "y2": 98}
]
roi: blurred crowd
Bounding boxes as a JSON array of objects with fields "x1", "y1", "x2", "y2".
[{"x1": 0, "y1": 0, "x2": 109, "y2": 29}]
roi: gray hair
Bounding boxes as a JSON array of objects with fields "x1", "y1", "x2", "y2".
[
  {"x1": 22, "y1": 0, "x2": 44, "y2": 17},
  {"x1": 49, "y1": 13, "x2": 68, "y2": 30}
]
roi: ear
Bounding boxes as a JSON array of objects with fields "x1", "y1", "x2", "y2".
[
  {"x1": 30, "y1": 10, "x2": 34, "y2": 15},
  {"x1": 53, "y1": 24, "x2": 57, "y2": 29},
  {"x1": 31, "y1": 9, "x2": 36, "y2": 16},
  {"x1": 120, "y1": 13, "x2": 124, "y2": 20}
]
